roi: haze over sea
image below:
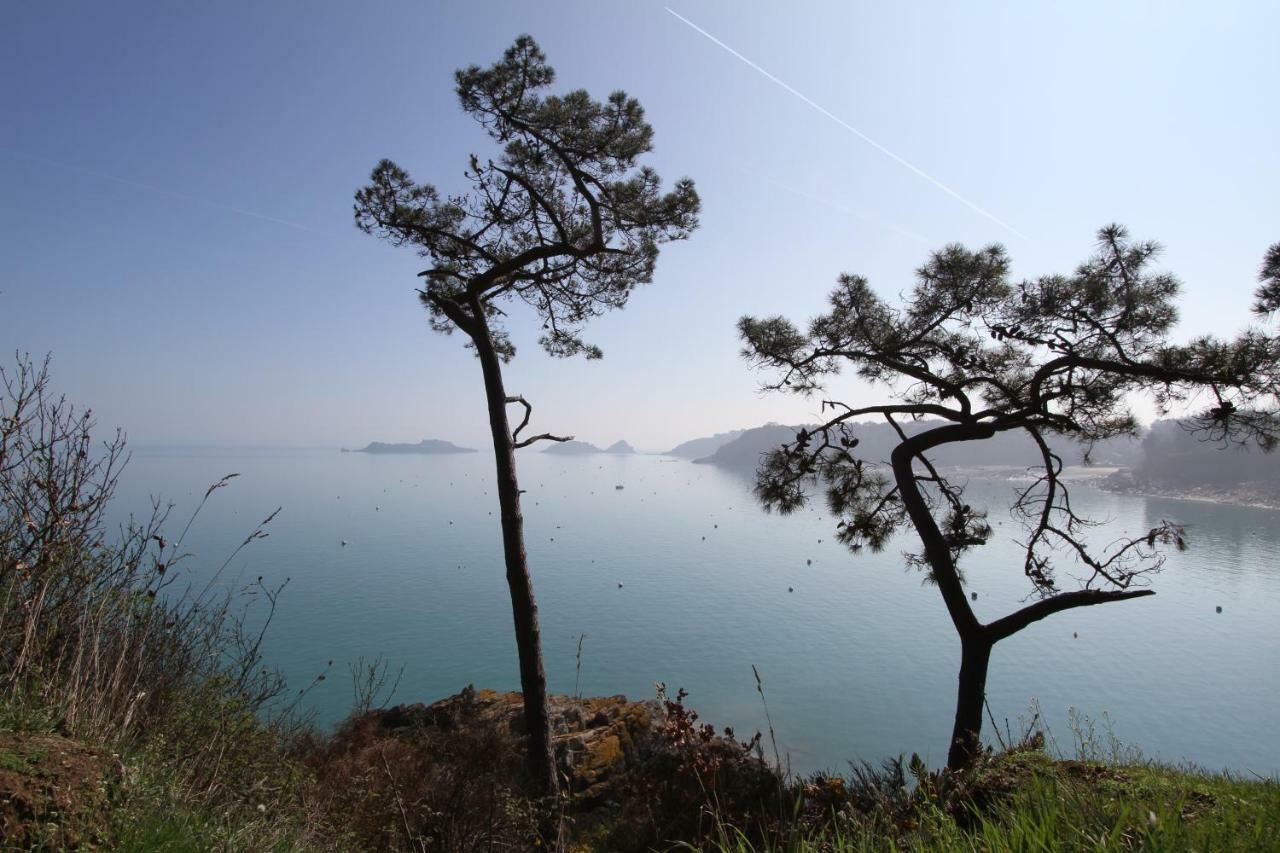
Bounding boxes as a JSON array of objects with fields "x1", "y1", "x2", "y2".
[{"x1": 114, "y1": 445, "x2": 1280, "y2": 777}]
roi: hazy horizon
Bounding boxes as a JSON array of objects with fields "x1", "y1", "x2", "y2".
[{"x1": 5, "y1": 1, "x2": 1277, "y2": 449}]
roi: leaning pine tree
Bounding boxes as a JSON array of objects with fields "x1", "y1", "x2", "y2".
[
  {"x1": 740, "y1": 226, "x2": 1279, "y2": 768},
  {"x1": 354, "y1": 36, "x2": 699, "y2": 795}
]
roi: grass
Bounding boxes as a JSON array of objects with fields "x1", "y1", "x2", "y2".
[{"x1": 682, "y1": 753, "x2": 1280, "y2": 853}]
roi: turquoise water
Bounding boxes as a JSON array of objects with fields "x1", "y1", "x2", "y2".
[{"x1": 114, "y1": 447, "x2": 1280, "y2": 776}]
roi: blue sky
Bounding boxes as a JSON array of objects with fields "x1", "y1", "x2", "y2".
[{"x1": 3, "y1": 1, "x2": 1277, "y2": 450}]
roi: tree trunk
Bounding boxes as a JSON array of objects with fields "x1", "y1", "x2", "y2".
[
  {"x1": 470, "y1": 326, "x2": 559, "y2": 799},
  {"x1": 947, "y1": 633, "x2": 992, "y2": 769}
]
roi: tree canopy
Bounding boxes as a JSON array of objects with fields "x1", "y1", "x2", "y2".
[
  {"x1": 354, "y1": 35, "x2": 700, "y2": 362},
  {"x1": 741, "y1": 226, "x2": 1280, "y2": 600}
]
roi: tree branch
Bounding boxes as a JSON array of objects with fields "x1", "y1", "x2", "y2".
[
  {"x1": 506, "y1": 395, "x2": 533, "y2": 443},
  {"x1": 505, "y1": 394, "x2": 573, "y2": 449},
  {"x1": 425, "y1": 292, "x2": 479, "y2": 338},
  {"x1": 986, "y1": 588, "x2": 1155, "y2": 642},
  {"x1": 513, "y1": 433, "x2": 574, "y2": 450}
]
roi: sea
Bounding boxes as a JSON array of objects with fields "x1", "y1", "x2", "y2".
[{"x1": 110, "y1": 446, "x2": 1280, "y2": 776}]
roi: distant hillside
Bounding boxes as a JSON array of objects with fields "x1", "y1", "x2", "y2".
[
  {"x1": 542, "y1": 440, "x2": 603, "y2": 455},
  {"x1": 1107, "y1": 418, "x2": 1280, "y2": 502},
  {"x1": 694, "y1": 421, "x2": 1139, "y2": 476},
  {"x1": 693, "y1": 424, "x2": 808, "y2": 471},
  {"x1": 665, "y1": 428, "x2": 747, "y2": 459},
  {"x1": 604, "y1": 440, "x2": 636, "y2": 454},
  {"x1": 347, "y1": 439, "x2": 476, "y2": 454}
]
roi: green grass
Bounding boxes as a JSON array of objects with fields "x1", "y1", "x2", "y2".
[{"x1": 683, "y1": 758, "x2": 1280, "y2": 852}]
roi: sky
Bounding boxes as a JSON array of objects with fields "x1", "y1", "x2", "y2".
[{"x1": 3, "y1": 1, "x2": 1277, "y2": 451}]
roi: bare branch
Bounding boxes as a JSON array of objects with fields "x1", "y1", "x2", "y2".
[
  {"x1": 986, "y1": 588, "x2": 1155, "y2": 642},
  {"x1": 513, "y1": 433, "x2": 574, "y2": 450},
  {"x1": 504, "y1": 394, "x2": 572, "y2": 449},
  {"x1": 506, "y1": 395, "x2": 533, "y2": 443}
]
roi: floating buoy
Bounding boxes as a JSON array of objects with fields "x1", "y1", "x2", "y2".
[{"x1": 1216, "y1": 606, "x2": 1223, "y2": 613}]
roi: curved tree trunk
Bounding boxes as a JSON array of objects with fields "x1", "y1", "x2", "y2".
[
  {"x1": 889, "y1": 424, "x2": 999, "y2": 770},
  {"x1": 947, "y1": 633, "x2": 992, "y2": 769},
  {"x1": 470, "y1": 324, "x2": 558, "y2": 799}
]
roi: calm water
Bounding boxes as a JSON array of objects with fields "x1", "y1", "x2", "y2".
[{"x1": 113, "y1": 447, "x2": 1280, "y2": 776}]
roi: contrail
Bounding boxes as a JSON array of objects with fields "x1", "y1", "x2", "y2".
[
  {"x1": 665, "y1": 7, "x2": 1025, "y2": 240},
  {"x1": 1, "y1": 148, "x2": 330, "y2": 235}
]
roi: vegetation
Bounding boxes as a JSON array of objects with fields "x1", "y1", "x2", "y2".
[
  {"x1": 740, "y1": 227, "x2": 1280, "y2": 768},
  {"x1": 353, "y1": 34, "x2": 700, "y2": 796},
  {"x1": 680, "y1": 753, "x2": 1280, "y2": 852},
  {"x1": 0, "y1": 353, "x2": 318, "y2": 848}
]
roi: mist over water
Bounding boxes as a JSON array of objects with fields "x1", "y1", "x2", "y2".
[{"x1": 114, "y1": 447, "x2": 1280, "y2": 776}]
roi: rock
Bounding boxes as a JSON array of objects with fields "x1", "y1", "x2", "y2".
[
  {"x1": 332, "y1": 686, "x2": 765, "y2": 812},
  {"x1": 345, "y1": 687, "x2": 662, "y2": 806}
]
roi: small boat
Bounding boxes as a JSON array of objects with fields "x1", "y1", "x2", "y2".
[{"x1": 615, "y1": 484, "x2": 625, "y2": 490}]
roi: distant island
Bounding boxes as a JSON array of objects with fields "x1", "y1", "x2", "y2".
[
  {"x1": 542, "y1": 440, "x2": 603, "y2": 455},
  {"x1": 543, "y1": 439, "x2": 635, "y2": 455},
  {"x1": 344, "y1": 439, "x2": 477, "y2": 454}
]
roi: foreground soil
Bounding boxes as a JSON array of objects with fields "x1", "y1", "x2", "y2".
[{"x1": 0, "y1": 731, "x2": 122, "y2": 848}]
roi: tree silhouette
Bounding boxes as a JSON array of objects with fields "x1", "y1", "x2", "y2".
[
  {"x1": 355, "y1": 36, "x2": 699, "y2": 795},
  {"x1": 740, "y1": 227, "x2": 1279, "y2": 768}
]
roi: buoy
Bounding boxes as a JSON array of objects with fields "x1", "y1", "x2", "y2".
[{"x1": 1216, "y1": 606, "x2": 1223, "y2": 613}]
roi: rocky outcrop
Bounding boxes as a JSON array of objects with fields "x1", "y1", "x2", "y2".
[
  {"x1": 356, "y1": 687, "x2": 663, "y2": 806},
  {"x1": 312, "y1": 686, "x2": 781, "y2": 851}
]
